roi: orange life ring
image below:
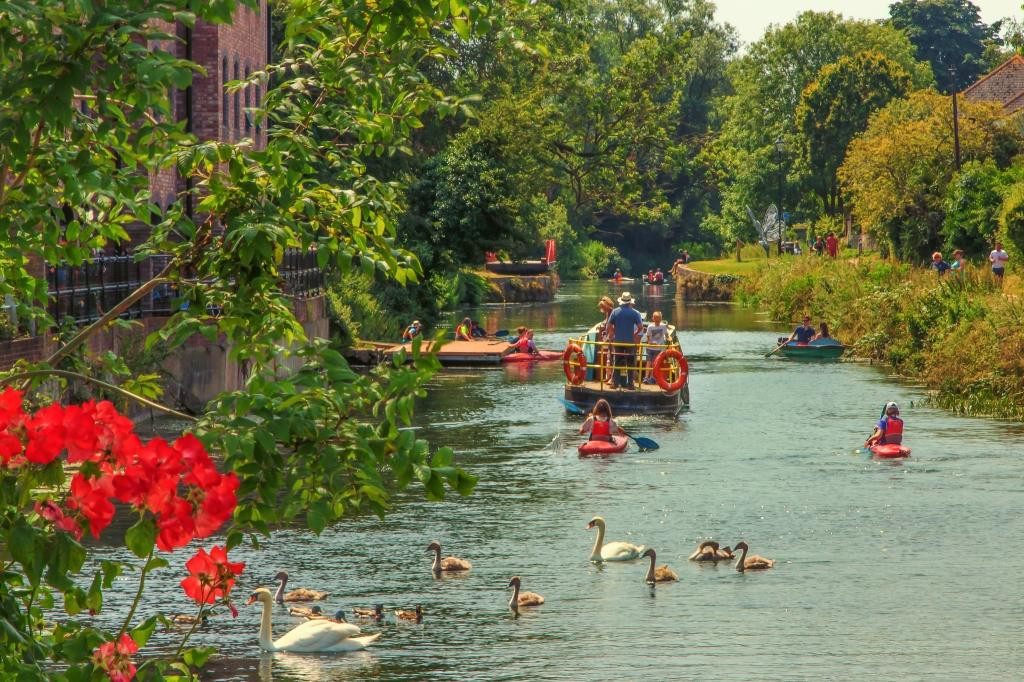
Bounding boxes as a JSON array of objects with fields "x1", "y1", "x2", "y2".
[
  {"x1": 562, "y1": 343, "x2": 586, "y2": 385},
  {"x1": 653, "y1": 348, "x2": 688, "y2": 393}
]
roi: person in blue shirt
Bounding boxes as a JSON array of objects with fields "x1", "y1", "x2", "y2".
[
  {"x1": 865, "y1": 402, "x2": 904, "y2": 447},
  {"x1": 606, "y1": 292, "x2": 643, "y2": 388},
  {"x1": 931, "y1": 251, "x2": 950, "y2": 276},
  {"x1": 787, "y1": 315, "x2": 815, "y2": 344}
]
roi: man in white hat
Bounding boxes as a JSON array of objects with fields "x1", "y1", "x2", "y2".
[
  {"x1": 606, "y1": 291, "x2": 643, "y2": 388},
  {"x1": 865, "y1": 402, "x2": 904, "y2": 448}
]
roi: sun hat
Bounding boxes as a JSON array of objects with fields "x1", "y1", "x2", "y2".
[
  {"x1": 885, "y1": 401, "x2": 899, "y2": 414},
  {"x1": 617, "y1": 292, "x2": 634, "y2": 304}
]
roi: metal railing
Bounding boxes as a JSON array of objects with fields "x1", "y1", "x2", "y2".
[
  {"x1": 281, "y1": 247, "x2": 324, "y2": 297},
  {"x1": 47, "y1": 256, "x2": 145, "y2": 326},
  {"x1": 566, "y1": 335, "x2": 684, "y2": 391}
]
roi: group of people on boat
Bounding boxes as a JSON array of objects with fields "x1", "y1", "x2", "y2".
[
  {"x1": 642, "y1": 269, "x2": 665, "y2": 284},
  {"x1": 595, "y1": 292, "x2": 671, "y2": 388}
]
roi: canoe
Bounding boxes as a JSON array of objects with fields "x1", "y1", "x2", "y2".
[
  {"x1": 607, "y1": 277, "x2": 635, "y2": 283},
  {"x1": 870, "y1": 443, "x2": 911, "y2": 459},
  {"x1": 777, "y1": 341, "x2": 846, "y2": 360},
  {"x1": 501, "y1": 350, "x2": 562, "y2": 363},
  {"x1": 578, "y1": 436, "x2": 629, "y2": 457}
]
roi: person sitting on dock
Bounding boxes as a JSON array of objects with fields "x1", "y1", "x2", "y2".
[
  {"x1": 513, "y1": 329, "x2": 539, "y2": 355},
  {"x1": 579, "y1": 399, "x2": 624, "y2": 442},
  {"x1": 812, "y1": 322, "x2": 831, "y2": 341},
  {"x1": 865, "y1": 402, "x2": 903, "y2": 448},
  {"x1": 642, "y1": 311, "x2": 668, "y2": 384},
  {"x1": 455, "y1": 317, "x2": 474, "y2": 341},
  {"x1": 653, "y1": 268, "x2": 664, "y2": 284},
  {"x1": 787, "y1": 316, "x2": 816, "y2": 344},
  {"x1": 470, "y1": 319, "x2": 487, "y2": 338},
  {"x1": 607, "y1": 292, "x2": 643, "y2": 389},
  {"x1": 401, "y1": 320, "x2": 422, "y2": 341}
]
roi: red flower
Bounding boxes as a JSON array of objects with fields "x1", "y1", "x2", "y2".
[
  {"x1": 66, "y1": 474, "x2": 115, "y2": 538},
  {"x1": 0, "y1": 431, "x2": 22, "y2": 465},
  {"x1": 24, "y1": 404, "x2": 66, "y2": 464},
  {"x1": 156, "y1": 497, "x2": 196, "y2": 552},
  {"x1": 0, "y1": 387, "x2": 24, "y2": 430},
  {"x1": 194, "y1": 472, "x2": 238, "y2": 537},
  {"x1": 180, "y1": 545, "x2": 245, "y2": 607},
  {"x1": 92, "y1": 634, "x2": 139, "y2": 682},
  {"x1": 62, "y1": 404, "x2": 99, "y2": 463}
]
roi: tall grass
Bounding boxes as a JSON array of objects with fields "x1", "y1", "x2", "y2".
[{"x1": 739, "y1": 257, "x2": 1024, "y2": 419}]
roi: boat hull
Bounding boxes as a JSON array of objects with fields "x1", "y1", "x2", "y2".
[
  {"x1": 778, "y1": 342, "x2": 845, "y2": 360},
  {"x1": 870, "y1": 444, "x2": 911, "y2": 459},
  {"x1": 578, "y1": 436, "x2": 629, "y2": 456},
  {"x1": 564, "y1": 381, "x2": 687, "y2": 416},
  {"x1": 501, "y1": 350, "x2": 562, "y2": 363}
]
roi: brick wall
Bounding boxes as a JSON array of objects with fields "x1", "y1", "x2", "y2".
[{"x1": 963, "y1": 55, "x2": 1024, "y2": 112}]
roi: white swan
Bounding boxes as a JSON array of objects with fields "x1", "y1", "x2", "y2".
[
  {"x1": 586, "y1": 516, "x2": 644, "y2": 562},
  {"x1": 247, "y1": 588, "x2": 380, "y2": 652}
]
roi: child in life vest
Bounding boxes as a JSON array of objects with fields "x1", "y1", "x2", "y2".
[
  {"x1": 865, "y1": 402, "x2": 904, "y2": 447},
  {"x1": 579, "y1": 399, "x2": 624, "y2": 442},
  {"x1": 514, "y1": 329, "x2": 538, "y2": 355}
]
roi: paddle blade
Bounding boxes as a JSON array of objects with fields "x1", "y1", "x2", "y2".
[
  {"x1": 493, "y1": 329, "x2": 509, "y2": 337},
  {"x1": 632, "y1": 436, "x2": 659, "y2": 450},
  {"x1": 557, "y1": 397, "x2": 586, "y2": 415}
]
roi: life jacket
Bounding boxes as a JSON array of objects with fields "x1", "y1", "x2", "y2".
[
  {"x1": 515, "y1": 336, "x2": 532, "y2": 353},
  {"x1": 590, "y1": 418, "x2": 612, "y2": 442},
  {"x1": 456, "y1": 324, "x2": 470, "y2": 339},
  {"x1": 653, "y1": 272, "x2": 664, "y2": 283},
  {"x1": 881, "y1": 416, "x2": 904, "y2": 445}
]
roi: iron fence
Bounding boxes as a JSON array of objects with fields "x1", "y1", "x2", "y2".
[
  {"x1": 47, "y1": 255, "x2": 145, "y2": 326},
  {"x1": 281, "y1": 247, "x2": 324, "y2": 297}
]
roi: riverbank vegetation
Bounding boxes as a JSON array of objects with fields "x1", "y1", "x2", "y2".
[{"x1": 739, "y1": 257, "x2": 1024, "y2": 419}]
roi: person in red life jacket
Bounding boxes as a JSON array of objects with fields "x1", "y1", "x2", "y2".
[
  {"x1": 514, "y1": 329, "x2": 538, "y2": 355},
  {"x1": 579, "y1": 399, "x2": 624, "y2": 442},
  {"x1": 865, "y1": 402, "x2": 904, "y2": 448},
  {"x1": 653, "y1": 268, "x2": 664, "y2": 283},
  {"x1": 508, "y1": 326, "x2": 527, "y2": 346}
]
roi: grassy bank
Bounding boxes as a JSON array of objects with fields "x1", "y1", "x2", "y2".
[{"x1": 738, "y1": 257, "x2": 1024, "y2": 419}]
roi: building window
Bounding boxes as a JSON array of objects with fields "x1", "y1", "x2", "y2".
[
  {"x1": 244, "y1": 65, "x2": 251, "y2": 133},
  {"x1": 222, "y1": 56, "x2": 229, "y2": 129},
  {"x1": 233, "y1": 59, "x2": 240, "y2": 134}
]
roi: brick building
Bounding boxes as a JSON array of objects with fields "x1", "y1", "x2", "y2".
[{"x1": 962, "y1": 54, "x2": 1024, "y2": 115}]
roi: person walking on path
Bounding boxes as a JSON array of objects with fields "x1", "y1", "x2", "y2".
[
  {"x1": 825, "y1": 232, "x2": 838, "y2": 259},
  {"x1": 989, "y1": 241, "x2": 1009, "y2": 285},
  {"x1": 606, "y1": 292, "x2": 643, "y2": 389}
]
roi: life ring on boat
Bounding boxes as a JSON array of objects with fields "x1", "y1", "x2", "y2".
[
  {"x1": 562, "y1": 343, "x2": 586, "y2": 385},
  {"x1": 653, "y1": 348, "x2": 688, "y2": 393}
]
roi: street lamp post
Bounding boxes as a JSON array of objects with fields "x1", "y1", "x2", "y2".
[
  {"x1": 949, "y1": 66, "x2": 961, "y2": 171},
  {"x1": 774, "y1": 136, "x2": 785, "y2": 256}
]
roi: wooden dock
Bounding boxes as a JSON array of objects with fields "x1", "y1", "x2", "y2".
[{"x1": 384, "y1": 339, "x2": 513, "y2": 366}]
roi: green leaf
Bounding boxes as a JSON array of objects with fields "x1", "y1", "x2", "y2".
[
  {"x1": 131, "y1": 615, "x2": 159, "y2": 648},
  {"x1": 182, "y1": 646, "x2": 217, "y2": 669},
  {"x1": 124, "y1": 517, "x2": 156, "y2": 559}
]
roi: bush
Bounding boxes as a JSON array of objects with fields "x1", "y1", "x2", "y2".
[
  {"x1": 999, "y1": 179, "x2": 1024, "y2": 263},
  {"x1": 325, "y1": 273, "x2": 401, "y2": 346},
  {"x1": 943, "y1": 160, "x2": 1019, "y2": 258}
]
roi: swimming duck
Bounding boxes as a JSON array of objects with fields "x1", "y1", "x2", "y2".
[
  {"x1": 394, "y1": 605, "x2": 423, "y2": 623},
  {"x1": 507, "y1": 576, "x2": 544, "y2": 613},
  {"x1": 273, "y1": 571, "x2": 329, "y2": 604},
  {"x1": 586, "y1": 517, "x2": 645, "y2": 562},
  {"x1": 351, "y1": 604, "x2": 384, "y2": 621},
  {"x1": 733, "y1": 541, "x2": 774, "y2": 572},
  {"x1": 426, "y1": 541, "x2": 472, "y2": 575},
  {"x1": 247, "y1": 588, "x2": 379, "y2": 652},
  {"x1": 289, "y1": 605, "x2": 323, "y2": 618},
  {"x1": 641, "y1": 548, "x2": 678, "y2": 583}
]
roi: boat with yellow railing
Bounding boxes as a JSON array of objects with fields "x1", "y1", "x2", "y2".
[{"x1": 561, "y1": 322, "x2": 689, "y2": 416}]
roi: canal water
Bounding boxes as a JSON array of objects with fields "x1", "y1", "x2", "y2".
[{"x1": 101, "y1": 281, "x2": 1024, "y2": 680}]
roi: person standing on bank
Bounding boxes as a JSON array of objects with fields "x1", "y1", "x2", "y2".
[
  {"x1": 606, "y1": 292, "x2": 643, "y2": 389},
  {"x1": 989, "y1": 241, "x2": 1009, "y2": 284},
  {"x1": 825, "y1": 232, "x2": 838, "y2": 259}
]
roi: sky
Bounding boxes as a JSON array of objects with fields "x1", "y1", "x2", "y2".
[{"x1": 715, "y1": 0, "x2": 1023, "y2": 46}]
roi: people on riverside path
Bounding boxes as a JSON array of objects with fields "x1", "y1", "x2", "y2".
[
  {"x1": 865, "y1": 402, "x2": 904, "y2": 448},
  {"x1": 932, "y1": 251, "x2": 951, "y2": 276},
  {"x1": 455, "y1": 317, "x2": 473, "y2": 341},
  {"x1": 990, "y1": 241, "x2": 1009, "y2": 284},
  {"x1": 642, "y1": 311, "x2": 668, "y2": 384},
  {"x1": 653, "y1": 268, "x2": 665, "y2": 284},
  {"x1": 606, "y1": 292, "x2": 643, "y2": 389},
  {"x1": 813, "y1": 236, "x2": 825, "y2": 256},
  {"x1": 812, "y1": 322, "x2": 831, "y2": 341},
  {"x1": 825, "y1": 232, "x2": 839, "y2": 259},
  {"x1": 950, "y1": 249, "x2": 965, "y2": 273},
  {"x1": 787, "y1": 315, "x2": 816, "y2": 344},
  {"x1": 579, "y1": 399, "x2": 625, "y2": 443},
  {"x1": 401, "y1": 320, "x2": 422, "y2": 341}
]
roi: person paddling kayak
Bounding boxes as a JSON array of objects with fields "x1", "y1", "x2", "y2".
[
  {"x1": 512, "y1": 329, "x2": 539, "y2": 356},
  {"x1": 865, "y1": 402, "x2": 904, "y2": 448},
  {"x1": 579, "y1": 399, "x2": 624, "y2": 442}
]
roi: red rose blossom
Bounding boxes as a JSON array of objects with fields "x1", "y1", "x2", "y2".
[
  {"x1": 24, "y1": 404, "x2": 66, "y2": 464},
  {"x1": 67, "y1": 474, "x2": 115, "y2": 538},
  {"x1": 180, "y1": 545, "x2": 245, "y2": 608},
  {"x1": 92, "y1": 634, "x2": 139, "y2": 682}
]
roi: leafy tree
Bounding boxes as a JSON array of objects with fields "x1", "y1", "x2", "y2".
[
  {"x1": 943, "y1": 160, "x2": 1024, "y2": 257},
  {"x1": 839, "y1": 91, "x2": 1020, "y2": 260},
  {"x1": 889, "y1": 0, "x2": 1000, "y2": 92},
  {"x1": 708, "y1": 11, "x2": 932, "y2": 242},
  {"x1": 797, "y1": 51, "x2": 912, "y2": 216}
]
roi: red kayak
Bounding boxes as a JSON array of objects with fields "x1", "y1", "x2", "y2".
[
  {"x1": 501, "y1": 350, "x2": 562, "y2": 363},
  {"x1": 870, "y1": 444, "x2": 911, "y2": 458},
  {"x1": 578, "y1": 436, "x2": 629, "y2": 457}
]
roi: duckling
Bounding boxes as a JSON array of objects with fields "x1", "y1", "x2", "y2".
[
  {"x1": 733, "y1": 541, "x2": 774, "y2": 572},
  {"x1": 507, "y1": 576, "x2": 544, "y2": 613},
  {"x1": 426, "y1": 541, "x2": 472, "y2": 575},
  {"x1": 289, "y1": 605, "x2": 323, "y2": 619},
  {"x1": 641, "y1": 548, "x2": 678, "y2": 583},
  {"x1": 273, "y1": 571, "x2": 329, "y2": 604},
  {"x1": 688, "y1": 540, "x2": 721, "y2": 562}
]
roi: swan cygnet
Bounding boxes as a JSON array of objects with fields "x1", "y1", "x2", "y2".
[
  {"x1": 507, "y1": 577, "x2": 544, "y2": 613},
  {"x1": 733, "y1": 541, "x2": 774, "y2": 572},
  {"x1": 688, "y1": 541, "x2": 719, "y2": 562},
  {"x1": 289, "y1": 605, "x2": 323, "y2": 618},
  {"x1": 586, "y1": 516, "x2": 645, "y2": 562},
  {"x1": 426, "y1": 541, "x2": 472, "y2": 575},
  {"x1": 247, "y1": 588, "x2": 379, "y2": 652},
  {"x1": 640, "y1": 549, "x2": 678, "y2": 583},
  {"x1": 273, "y1": 571, "x2": 329, "y2": 604}
]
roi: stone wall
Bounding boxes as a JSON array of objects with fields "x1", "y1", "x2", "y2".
[
  {"x1": 483, "y1": 272, "x2": 560, "y2": 303},
  {"x1": 674, "y1": 267, "x2": 739, "y2": 301}
]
